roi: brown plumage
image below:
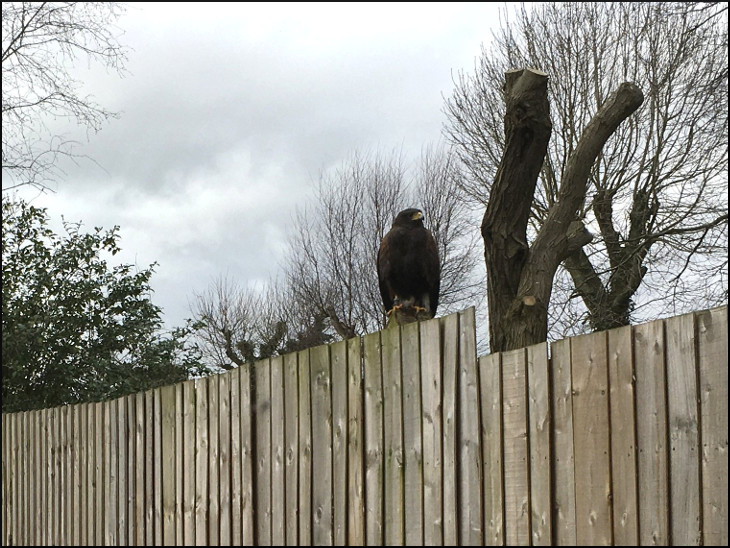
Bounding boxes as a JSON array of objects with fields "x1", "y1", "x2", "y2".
[{"x1": 377, "y1": 208, "x2": 440, "y2": 318}]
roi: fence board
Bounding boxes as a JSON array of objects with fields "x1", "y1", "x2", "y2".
[
  {"x1": 571, "y1": 331, "x2": 612, "y2": 546},
  {"x1": 284, "y1": 353, "x2": 299, "y2": 546},
  {"x1": 501, "y1": 347, "x2": 530, "y2": 545},
  {"x1": 665, "y1": 312, "x2": 701, "y2": 546},
  {"x1": 528, "y1": 342, "x2": 551, "y2": 546},
  {"x1": 697, "y1": 306, "x2": 728, "y2": 546},
  {"x1": 161, "y1": 385, "x2": 177, "y2": 546},
  {"x1": 144, "y1": 393, "x2": 153, "y2": 545},
  {"x1": 194, "y1": 379, "x2": 209, "y2": 546},
  {"x1": 239, "y1": 364, "x2": 255, "y2": 546},
  {"x1": 347, "y1": 336, "x2": 365, "y2": 546},
  {"x1": 255, "y1": 359, "x2": 272, "y2": 545},
  {"x1": 311, "y1": 344, "x2": 333, "y2": 546},
  {"x1": 441, "y1": 313, "x2": 459, "y2": 546},
  {"x1": 118, "y1": 397, "x2": 128, "y2": 546},
  {"x1": 607, "y1": 325, "x2": 638, "y2": 545},
  {"x1": 230, "y1": 369, "x2": 242, "y2": 546},
  {"x1": 83, "y1": 404, "x2": 92, "y2": 545},
  {"x1": 270, "y1": 356, "x2": 286, "y2": 546},
  {"x1": 181, "y1": 381, "x2": 195, "y2": 545},
  {"x1": 219, "y1": 372, "x2": 233, "y2": 545},
  {"x1": 402, "y1": 321, "x2": 424, "y2": 546},
  {"x1": 458, "y1": 308, "x2": 482, "y2": 545},
  {"x1": 134, "y1": 393, "x2": 145, "y2": 545},
  {"x1": 298, "y1": 349, "x2": 313, "y2": 546},
  {"x1": 207, "y1": 376, "x2": 220, "y2": 546},
  {"x1": 105, "y1": 400, "x2": 118, "y2": 546},
  {"x1": 331, "y1": 340, "x2": 348, "y2": 546},
  {"x1": 382, "y1": 323, "x2": 404, "y2": 545},
  {"x1": 363, "y1": 331, "x2": 384, "y2": 545},
  {"x1": 634, "y1": 319, "x2": 670, "y2": 545},
  {"x1": 479, "y1": 352, "x2": 503, "y2": 546},
  {"x1": 421, "y1": 318, "x2": 444, "y2": 546},
  {"x1": 175, "y1": 386, "x2": 183, "y2": 546}
]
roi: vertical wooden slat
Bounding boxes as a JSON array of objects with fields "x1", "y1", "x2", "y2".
[
  {"x1": 182, "y1": 381, "x2": 197, "y2": 546},
  {"x1": 230, "y1": 368, "x2": 243, "y2": 546},
  {"x1": 161, "y1": 385, "x2": 177, "y2": 546},
  {"x1": 54, "y1": 408, "x2": 63, "y2": 546},
  {"x1": 152, "y1": 391, "x2": 163, "y2": 546},
  {"x1": 145, "y1": 390, "x2": 155, "y2": 545},
  {"x1": 382, "y1": 323, "x2": 404, "y2": 545},
  {"x1": 194, "y1": 378, "x2": 209, "y2": 546},
  {"x1": 85, "y1": 403, "x2": 94, "y2": 546},
  {"x1": 207, "y1": 375, "x2": 220, "y2": 546},
  {"x1": 331, "y1": 340, "x2": 348, "y2": 546},
  {"x1": 311, "y1": 344, "x2": 334, "y2": 546},
  {"x1": 2, "y1": 415, "x2": 6, "y2": 546},
  {"x1": 219, "y1": 372, "x2": 232, "y2": 545},
  {"x1": 458, "y1": 308, "x2": 482, "y2": 545},
  {"x1": 34, "y1": 410, "x2": 43, "y2": 546},
  {"x1": 135, "y1": 392, "x2": 146, "y2": 546},
  {"x1": 420, "y1": 318, "x2": 443, "y2": 546},
  {"x1": 95, "y1": 401, "x2": 105, "y2": 546},
  {"x1": 4, "y1": 415, "x2": 12, "y2": 546},
  {"x1": 480, "y1": 352, "x2": 503, "y2": 547},
  {"x1": 126, "y1": 395, "x2": 135, "y2": 545},
  {"x1": 26, "y1": 412, "x2": 34, "y2": 547},
  {"x1": 39, "y1": 410, "x2": 46, "y2": 547},
  {"x1": 284, "y1": 352, "x2": 300, "y2": 546},
  {"x1": 607, "y1": 325, "x2": 639, "y2": 545},
  {"x1": 105, "y1": 399, "x2": 118, "y2": 546},
  {"x1": 270, "y1": 356, "x2": 286, "y2": 546},
  {"x1": 363, "y1": 331, "x2": 384, "y2": 545},
  {"x1": 571, "y1": 331, "x2": 612, "y2": 546},
  {"x1": 528, "y1": 342, "x2": 551, "y2": 546},
  {"x1": 175, "y1": 385, "x2": 184, "y2": 546},
  {"x1": 401, "y1": 321, "x2": 424, "y2": 547},
  {"x1": 69, "y1": 404, "x2": 81, "y2": 546},
  {"x1": 502, "y1": 347, "x2": 530, "y2": 545},
  {"x1": 441, "y1": 312, "x2": 459, "y2": 546},
  {"x1": 66, "y1": 405, "x2": 75, "y2": 546},
  {"x1": 665, "y1": 312, "x2": 701, "y2": 545},
  {"x1": 697, "y1": 306, "x2": 728, "y2": 546},
  {"x1": 347, "y1": 336, "x2": 365, "y2": 546},
  {"x1": 240, "y1": 364, "x2": 255, "y2": 546},
  {"x1": 634, "y1": 319, "x2": 669, "y2": 545},
  {"x1": 118, "y1": 397, "x2": 128, "y2": 546},
  {"x1": 256, "y1": 358, "x2": 272, "y2": 545},
  {"x1": 298, "y1": 350, "x2": 313, "y2": 546}
]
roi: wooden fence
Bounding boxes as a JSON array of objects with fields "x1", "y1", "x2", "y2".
[{"x1": 1, "y1": 305, "x2": 727, "y2": 546}]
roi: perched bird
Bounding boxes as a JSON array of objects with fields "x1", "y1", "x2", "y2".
[{"x1": 377, "y1": 208, "x2": 441, "y2": 319}]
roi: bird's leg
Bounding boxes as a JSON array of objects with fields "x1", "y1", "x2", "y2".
[{"x1": 387, "y1": 298, "x2": 404, "y2": 316}]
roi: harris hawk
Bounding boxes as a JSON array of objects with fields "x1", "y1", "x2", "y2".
[{"x1": 377, "y1": 208, "x2": 440, "y2": 319}]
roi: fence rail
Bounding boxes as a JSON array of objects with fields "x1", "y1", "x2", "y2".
[{"x1": 2, "y1": 305, "x2": 728, "y2": 546}]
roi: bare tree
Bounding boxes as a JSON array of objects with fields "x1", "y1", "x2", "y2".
[
  {"x1": 191, "y1": 275, "x2": 335, "y2": 370},
  {"x1": 444, "y1": 2, "x2": 728, "y2": 349},
  {"x1": 2, "y1": 1, "x2": 127, "y2": 192},
  {"x1": 284, "y1": 146, "x2": 484, "y2": 340}
]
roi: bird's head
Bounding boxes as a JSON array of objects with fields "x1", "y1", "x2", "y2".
[{"x1": 393, "y1": 208, "x2": 424, "y2": 228}]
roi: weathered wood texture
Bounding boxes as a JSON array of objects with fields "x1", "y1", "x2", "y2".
[{"x1": 1, "y1": 306, "x2": 727, "y2": 546}]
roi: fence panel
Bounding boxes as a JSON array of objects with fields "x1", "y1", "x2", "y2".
[
  {"x1": 2, "y1": 305, "x2": 728, "y2": 547},
  {"x1": 697, "y1": 306, "x2": 728, "y2": 545},
  {"x1": 634, "y1": 319, "x2": 670, "y2": 545},
  {"x1": 607, "y1": 325, "x2": 638, "y2": 545}
]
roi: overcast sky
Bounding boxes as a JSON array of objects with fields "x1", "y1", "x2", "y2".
[{"x1": 11, "y1": 1, "x2": 502, "y2": 329}]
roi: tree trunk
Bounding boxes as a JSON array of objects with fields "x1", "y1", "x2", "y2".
[{"x1": 484, "y1": 70, "x2": 644, "y2": 352}]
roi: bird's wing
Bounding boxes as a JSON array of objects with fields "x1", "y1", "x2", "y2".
[{"x1": 377, "y1": 231, "x2": 394, "y2": 312}]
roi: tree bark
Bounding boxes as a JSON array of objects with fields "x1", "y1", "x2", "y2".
[{"x1": 485, "y1": 71, "x2": 644, "y2": 352}]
